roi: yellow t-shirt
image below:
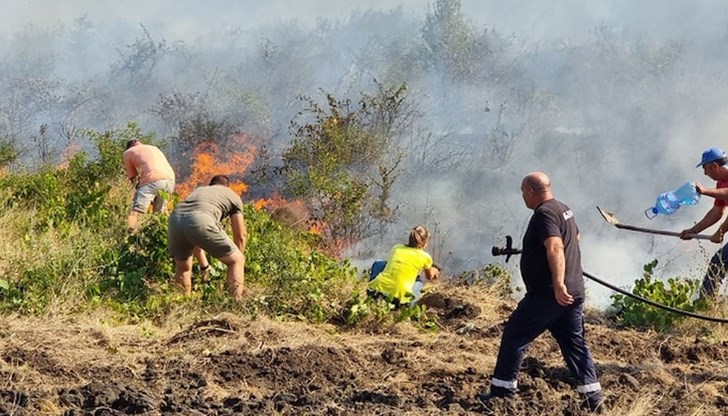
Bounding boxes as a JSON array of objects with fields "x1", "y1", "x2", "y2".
[{"x1": 368, "y1": 244, "x2": 433, "y2": 303}]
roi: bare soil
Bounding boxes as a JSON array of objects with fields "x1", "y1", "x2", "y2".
[{"x1": 0, "y1": 286, "x2": 727, "y2": 415}]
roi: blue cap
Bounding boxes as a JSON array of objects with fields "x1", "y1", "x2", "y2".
[{"x1": 696, "y1": 147, "x2": 727, "y2": 167}]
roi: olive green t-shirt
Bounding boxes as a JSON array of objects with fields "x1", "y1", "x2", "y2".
[{"x1": 173, "y1": 185, "x2": 243, "y2": 223}]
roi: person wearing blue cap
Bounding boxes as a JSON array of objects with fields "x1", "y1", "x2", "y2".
[{"x1": 680, "y1": 147, "x2": 728, "y2": 299}]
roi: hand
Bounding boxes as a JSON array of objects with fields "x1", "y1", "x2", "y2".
[
  {"x1": 679, "y1": 228, "x2": 695, "y2": 240},
  {"x1": 695, "y1": 182, "x2": 706, "y2": 195},
  {"x1": 553, "y1": 283, "x2": 574, "y2": 306},
  {"x1": 200, "y1": 264, "x2": 211, "y2": 282},
  {"x1": 710, "y1": 230, "x2": 724, "y2": 244},
  {"x1": 429, "y1": 267, "x2": 441, "y2": 280}
]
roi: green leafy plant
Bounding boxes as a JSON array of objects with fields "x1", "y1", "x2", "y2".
[
  {"x1": 283, "y1": 83, "x2": 413, "y2": 253},
  {"x1": 0, "y1": 139, "x2": 20, "y2": 168},
  {"x1": 99, "y1": 213, "x2": 174, "y2": 303},
  {"x1": 0, "y1": 122, "x2": 157, "y2": 231},
  {"x1": 340, "y1": 291, "x2": 440, "y2": 332},
  {"x1": 611, "y1": 259, "x2": 703, "y2": 332},
  {"x1": 244, "y1": 205, "x2": 361, "y2": 323}
]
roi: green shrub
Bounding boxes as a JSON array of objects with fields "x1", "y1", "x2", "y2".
[
  {"x1": 611, "y1": 259, "x2": 703, "y2": 332},
  {"x1": 339, "y1": 291, "x2": 437, "y2": 330},
  {"x1": 245, "y1": 205, "x2": 361, "y2": 323},
  {"x1": 0, "y1": 168, "x2": 67, "y2": 229},
  {"x1": 98, "y1": 213, "x2": 175, "y2": 303},
  {"x1": 0, "y1": 121, "x2": 154, "y2": 231},
  {"x1": 283, "y1": 84, "x2": 410, "y2": 252}
]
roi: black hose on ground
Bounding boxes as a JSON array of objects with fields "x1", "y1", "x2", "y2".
[
  {"x1": 492, "y1": 237, "x2": 728, "y2": 324},
  {"x1": 582, "y1": 270, "x2": 728, "y2": 324}
]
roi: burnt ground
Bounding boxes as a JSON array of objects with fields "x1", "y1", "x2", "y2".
[{"x1": 0, "y1": 286, "x2": 727, "y2": 415}]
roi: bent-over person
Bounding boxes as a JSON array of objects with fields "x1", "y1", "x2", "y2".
[
  {"x1": 367, "y1": 225, "x2": 440, "y2": 307},
  {"x1": 168, "y1": 175, "x2": 246, "y2": 299},
  {"x1": 123, "y1": 138, "x2": 176, "y2": 229}
]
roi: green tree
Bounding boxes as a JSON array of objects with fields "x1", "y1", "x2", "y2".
[
  {"x1": 0, "y1": 139, "x2": 20, "y2": 169},
  {"x1": 422, "y1": 0, "x2": 478, "y2": 81},
  {"x1": 284, "y1": 83, "x2": 415, "y2": 252}
]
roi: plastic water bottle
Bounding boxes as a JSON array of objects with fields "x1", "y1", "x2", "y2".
[{"x1": 644, "y1": 182, "x2": 701, "y2": 219}]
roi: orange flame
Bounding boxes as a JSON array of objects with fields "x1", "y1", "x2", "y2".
[
  {"x1": 176, "y1": 134, "x2": 255, "y2": 199},
  {"x1": 308, "y1": 221, "x2": 324, "y2": 235},
  {"x1": 252, "y1": 198, "x2": 267, "y2": 211}
]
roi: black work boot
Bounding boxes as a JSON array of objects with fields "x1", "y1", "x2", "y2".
[
  {"x1": 476, "y1": 386, "x2": 514, "y2": 403},
  {"x1": 581, "y1": 391, "x2": 604, "y2": 413}
]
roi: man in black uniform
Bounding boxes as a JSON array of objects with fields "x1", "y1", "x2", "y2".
[{"x1": 478, "y1": 171, "x2": 603, "y2": 411}]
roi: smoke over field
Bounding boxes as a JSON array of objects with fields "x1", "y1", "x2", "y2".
[{"x1": 4, "y1": 0, "x2": 728, "y2": 305}]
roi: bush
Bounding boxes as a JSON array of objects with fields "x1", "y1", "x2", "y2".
[
  {"x1": 244, "y1": 205, "x2": 362, "y2": 323},
  {"x1": 283, "y1": 84, "x2": 411, "y2": 253},
  {"x1": 611, "y1": 259, "x2": 703, "y2": 332},
  {"x1": 341, "y1": 292, "x2": 439, "y2": 332},
  {"x1": 0, "y1": 139, "x2": 20, "y2": 168},
  {"x1": 0, "y1": 122, "x2": 155, "y2": 231},
  {"x1": 98, "y1": 213, "x2": 175, "y2": 303}
]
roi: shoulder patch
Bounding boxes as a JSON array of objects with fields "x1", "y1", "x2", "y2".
[{"x1": 562, "y1": 210, "x2": 574, "y2": 220}]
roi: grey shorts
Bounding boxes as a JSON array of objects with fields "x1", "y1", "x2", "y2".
[
  {"x1": 132, "y1": 178, "x2": 175, "y2": 213},
  {"x1": 168, "y1": 212, "x2": 237, "y2": 260}
]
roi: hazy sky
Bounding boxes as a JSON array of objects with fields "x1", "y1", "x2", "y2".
[{"x1": 4, "y1": 0, "x2": 722, "y2": 42}]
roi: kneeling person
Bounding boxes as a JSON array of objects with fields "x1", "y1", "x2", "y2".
[
  {"x1": 168, "y1": 175, "x2": 247, "y2": 299},
  {"x1": 367, "y1": 225, "x2": 440, "y2": 307}
]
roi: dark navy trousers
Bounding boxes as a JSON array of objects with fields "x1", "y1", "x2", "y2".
[
  {"x1": 491, "y1": 292, "x2": 602, "y2": 400},
  {"x1": 701, "y1": 243, "x2": 728, "y2": 298}
]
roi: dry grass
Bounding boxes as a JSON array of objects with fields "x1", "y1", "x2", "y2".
[
  {"x1": 0, "y1": 291, "x2": 725, "y2": 415},
  {"x1": 0, "y1": 260, "x2": 728, "y2": 416}
]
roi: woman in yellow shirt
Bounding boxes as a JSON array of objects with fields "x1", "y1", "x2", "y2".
[{"x1": 367, "y1": 225, "x2": 440, "y2": 306}]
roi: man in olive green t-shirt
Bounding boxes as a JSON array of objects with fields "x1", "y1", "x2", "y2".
[{"x1": 168, "y1": 175, "x2": 247, "y2": 299}]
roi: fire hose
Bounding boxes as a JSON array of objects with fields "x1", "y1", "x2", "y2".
[{"x1": 492, "y1": 236, "x2": 728, "y2": 324}]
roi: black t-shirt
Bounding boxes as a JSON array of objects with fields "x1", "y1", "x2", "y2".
[{"x1": 519, "y1": 199, "x2": 585, "y2": 298}]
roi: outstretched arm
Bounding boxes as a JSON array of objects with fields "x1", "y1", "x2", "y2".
[
  {"x1": 681, "y1": 205, "x2": 725, "y2": 241},
  {"x1": 697, "y1": 182, "x2": 728, "y2": 200}
]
